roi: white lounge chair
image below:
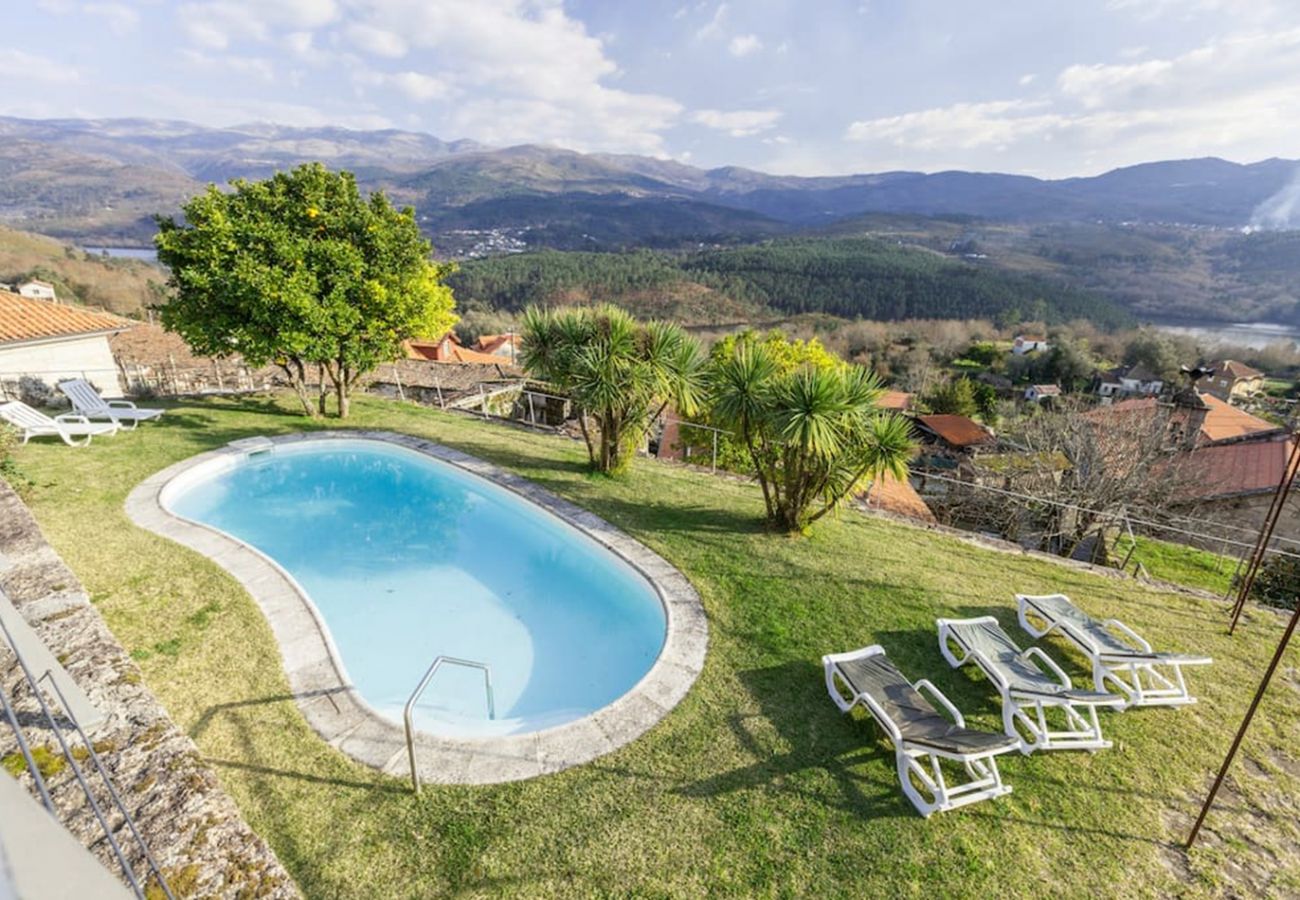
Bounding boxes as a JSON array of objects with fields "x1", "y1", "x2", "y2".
[
  {"x1": 1016, "y1": 593, "x2": 1212, "y2": 708},
  {"x1": 823, "y1": 644, "x2": 1017, "y2": 816},
  {"x1": 58, "y1": 378, "x2": 164, "y2": 429},
  {"x1": 0, "y1": 400, "x2": 119, "y2": 446},
  {"x1": 938, "y1": 616, "x2": 1124, "y2": 754}
]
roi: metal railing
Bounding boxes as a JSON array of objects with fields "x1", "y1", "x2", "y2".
[
  {"x1": 0, "y1": 615, "x2": 174, "y2": 899},
  {"x1": 403, "y1": 656, "x2": 495, "y2": 793}
]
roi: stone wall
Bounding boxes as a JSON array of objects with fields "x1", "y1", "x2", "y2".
[{"x1": 0, "y1": 479, "x2": 298, "y2": 898}]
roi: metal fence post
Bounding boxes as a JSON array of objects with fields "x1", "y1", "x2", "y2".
[{"x1": 712, "y1": 430, "x2": 718, "y2": 474}]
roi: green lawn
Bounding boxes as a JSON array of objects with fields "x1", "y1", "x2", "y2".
[
  {"x1": 1116, "y1": 535, "x2": 1238, "y2": 598},
  {"x1": 10, "y1": 394, "x2": 1300, "y2": 898}
]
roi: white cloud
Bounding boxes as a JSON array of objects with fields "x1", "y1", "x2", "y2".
[
  {"x1": 841, "y1": 28, "x2": 1300, "y2": 175},
  {"x1": 354, "y1": 68, "x2": 449, "y2": 102},
  {"x1": 178, "y1": 0, "x2": 340, "y2": 49},
  {"x1": 695, "y1": 3, "x2": 728, "y2": 40},
  {"x1": 846, "y1": 100, "x2": 1064, "y2": 151},
  {"x1": 1018, "y1": 73, "x2": 1036, "y2": 86},
  {"x1": 83, "y1": 2, "x2": 138, "y2": 35},
  {"x1": 728, "y1": 34, "x2": 762, "y2": 57},
  {"x1": 180, "y1": 49, "x2": 277, "y2": 83},
  {"x1": 691, "y1": 108, "x2": 781, "y2": 137},
  {"x1": 0, "y1": 49, "x2": 82, "y2": 84},
  {"x1": 346, "y1": 23, "x2": 408, "y2": 59}
]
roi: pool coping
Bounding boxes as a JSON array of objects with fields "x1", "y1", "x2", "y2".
[{"x1": 124, "y1": 430, "x2": 708, "y2": 785}]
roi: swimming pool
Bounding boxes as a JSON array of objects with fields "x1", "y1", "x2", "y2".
[{"x1": 162, "y1": 438, "x2": 668, "y2": 738}]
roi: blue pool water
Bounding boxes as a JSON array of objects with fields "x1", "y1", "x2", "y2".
[{"x1": 166, "y1": 440, "x2": 666, "y2": 736}]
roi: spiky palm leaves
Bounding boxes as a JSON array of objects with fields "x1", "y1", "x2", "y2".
[
  {"x1": 710, "y1": 344, "x2": 915, "y2": 532},
  {"x1": 520, "y1": 305, "x2": 704, "y2": 474}
]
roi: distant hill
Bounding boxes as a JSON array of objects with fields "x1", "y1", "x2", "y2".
[
  {"x1": 0, "y1": 225, "x2": 161, "y2": 316},
  {"x1": 447, "y1": 238, "x2": 1134, "y2": 329},
  {"x1": 2, "y1": 116, "x2": 1298, "y2": 250}
]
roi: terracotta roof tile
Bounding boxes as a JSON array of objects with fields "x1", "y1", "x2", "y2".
[
  {"x1": 1210, "y1": 359, "x2": 1264, "y2": 381},
  {"x1": 861, "y1": 472, "x2": 936, "y2": 522},
  {"x1": 0, "y1": 290, "x2": 131, "y2": 346},
  {"x1": 879, "y1": 389, "x2": 912, "y2": 411},
  {"x1": 916, "y1": 414, "x2": 994, "y2": 448},
  {"x1": 1186, "y1": 437, "x2": 1296, "y2": 500},
  {"x1": 1197, "y1": 393, "x2": 1280, "y2": 444}
]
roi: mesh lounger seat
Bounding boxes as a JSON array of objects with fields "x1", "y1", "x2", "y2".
[
  {"x1": 1016, "y1": 594, "x2": 1212, "y2": 708},
  {"x1": 58, "y1": 378, "x2": 164, "y2": 429},
  {"x1": 0, "y1": 400, "x2": 119, "y2": 446},
  {"x1": 937, "y1": 616, "x2": 1124, "y2": 753},
  {"x1": 823, "y1": 645, "x2": 1017, "y2": 816}
]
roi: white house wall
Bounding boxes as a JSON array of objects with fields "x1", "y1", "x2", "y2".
[{"x1": 0, "y1": 335, "x2": 124, "y2": 399}]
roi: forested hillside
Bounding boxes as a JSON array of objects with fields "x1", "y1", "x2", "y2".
[{"x1": 447, "y1": 237, "x2": 1133, "y2": 328}]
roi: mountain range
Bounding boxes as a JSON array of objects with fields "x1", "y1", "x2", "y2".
[{"x1": 2, "y1": 116, "x2": 1298, "y2": 251}]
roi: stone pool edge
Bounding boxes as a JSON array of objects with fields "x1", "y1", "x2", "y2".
[{"x1": 124, "y1": 429, "x2": 709, "y2": 786}]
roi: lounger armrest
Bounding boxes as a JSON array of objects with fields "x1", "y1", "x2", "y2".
[
  {"x1": 1022, "y1": 646, "x2": 1072, "y2": 688},
  {"x1": 913, "y1": 679, "x2": 965, "y2": 728},
  {"x1": 106, "y1": 399, "x2": 137, "y2": 409},
  {"x1": 53, "y1": 413, "x2": 91, "y2": 426},
  {"x1": 1103, "y1": 619, "x2": 1152, "y2": 653}
]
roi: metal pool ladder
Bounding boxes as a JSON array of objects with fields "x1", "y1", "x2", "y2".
[{"x1": 404, "y1": 656, "x2": 495, "y2": 793}]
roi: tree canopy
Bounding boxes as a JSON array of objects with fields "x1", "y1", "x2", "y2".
[
  {"x1": 520, "y1": 305, "x2": 704, "y2": 474},
  {"x1": 155, "y1": 163, "x2": 457, "y2": 417},
  {"x1": 707, "y1": 335, "x2": 915, "y2": 532}
]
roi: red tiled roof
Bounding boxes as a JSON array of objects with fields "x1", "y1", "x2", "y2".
[
  {"x1": 1198, "y1": 393, "x2": 1280, "y2": 444},
  {"x1": 1030, "y1": 384, "x2": 1062, "y2": 395},
  {"x1": 879, "y1": 389, "x2": 912, "y2": 411},
  {"x1": 861, "y1": 472, "x2": 936, "y2": 523},
  {"x1": 1211, "y1": 359, "x2": 1264, "y2": 381},
  {"x1": 916, "y1": 414, "x2": 994, "y2": 448},
  {"x1": 0, "y1": 290, "x2": 131, "y2": 346},
  {"x1": 475, "y1": 333, "x2": 521, "y2": 355},
  {"x1": 1186, "y1": 437, "x2": 1296, "y2": 501}
]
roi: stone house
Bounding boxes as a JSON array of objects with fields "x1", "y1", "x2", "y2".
[
  {"x1": 0, "y1": 290, "x2": 130, "y2": 399},
  {"x1": 1201, "y1": 359, "x2": 1265, "y2": 403}
]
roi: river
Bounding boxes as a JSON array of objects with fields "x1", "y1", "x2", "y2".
[
  {"x1": 81, "y1": 246, "x2": 159, "y2": 263},
  {"x1": 1154, "y1": 320, "x2": 1300, "y2": 350}
]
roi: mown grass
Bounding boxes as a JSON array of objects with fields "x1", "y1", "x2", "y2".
[
  {"x1": 11, "y1": 393, "x2": 1300, "y2": 898},
  {"x1": 1117, "y1": 535, "x2": 1238, "y2": 597}
]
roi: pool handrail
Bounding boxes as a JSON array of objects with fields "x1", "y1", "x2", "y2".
[{"x1": 404, "y1": 655, "x2": 495, "y2": 793}]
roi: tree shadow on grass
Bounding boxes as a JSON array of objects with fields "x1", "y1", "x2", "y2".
[
  {"x1": 676, "y1": 659, "x2": 911, "y2": 821},
  {"x1": 187, "y1": 688, "x2": 407, "y2": 796}
]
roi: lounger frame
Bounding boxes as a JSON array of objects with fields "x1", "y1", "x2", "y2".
[
  {"x1": 823, "y1": 645, "x2": 1012, "y2": 817},
  {"x1": 0, "y1": 401, "x2": 119, "y2": 447},
  {"x1": 58, "y1": 378, "x2": 164, "y2": 430},
  {"x1": 1016, "y1": 594, "x2": 1211, "y2": 708},
  {"x1": 937, "y1": 616, "x2": 1121, "y2": 754}
]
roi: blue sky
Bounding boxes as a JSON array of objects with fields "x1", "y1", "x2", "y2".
[{"x1": 3, "y1": 0, "x2": 1298, "y2": 177}]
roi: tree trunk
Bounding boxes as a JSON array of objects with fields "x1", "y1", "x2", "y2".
[
  {"x1": 279, "y1": 359, "x2": 319, "y2": 418},
  {"x1": 317, "y1": 364, "x2": 328, "y2": 417},
  {"x1": 336, "y1": 379, "x2": 350, "y2": 418}
]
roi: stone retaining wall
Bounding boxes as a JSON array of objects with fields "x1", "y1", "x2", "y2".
[{"x1": 0, "y1": 479, "x2": 298, "y2": 899}]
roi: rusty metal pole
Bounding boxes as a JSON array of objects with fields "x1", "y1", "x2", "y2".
[
  {"x1": 1229, "y1": 437, "x2": 1300, "y2": 633},
  {"x1": 1187, "y1": 596, "x2": 1300, "y2": 847}
]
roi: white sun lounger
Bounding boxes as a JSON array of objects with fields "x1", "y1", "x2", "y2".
[
  {"x1": 937, "y1": 616, "x2": 1124, "y2": 754},
  {"x1": 1016, "y1": 594, "x2": 1212, "y2": 708},
  {"x1": 823, "y1": 644, "x2": 1018, "y2": 816},
  {"x1": 58, "y1": 378, "x2": 164, "y2": 429},
  {"x1": 0, "y1": 400, "x2": 119, "y2": 446}
]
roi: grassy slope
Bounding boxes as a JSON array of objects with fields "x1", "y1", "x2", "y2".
[
  {"x1": 10, "y1": 394, "x2": 1300, "y2": 898},
  {"x1": 0, "y1": 225, "x2": 162, "y2": 316}
]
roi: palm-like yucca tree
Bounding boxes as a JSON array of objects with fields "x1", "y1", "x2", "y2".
[
  {"x1": 710, "y1": 343, "x2": 915, "y2": 532},
  {"x1": 520, "y1": 305, "x2": 704, "y2": 474}
]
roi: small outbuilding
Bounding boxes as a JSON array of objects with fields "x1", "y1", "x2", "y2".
[{"x1": 0, "y1": 290, "x2": 131, "y2": 399}]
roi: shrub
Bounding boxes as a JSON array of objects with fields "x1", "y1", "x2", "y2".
[{"x1": 1252, "y1": 553, "x2": 1300, "y2": 611}]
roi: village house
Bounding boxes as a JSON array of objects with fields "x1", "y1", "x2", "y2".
[
  {"x1": 1095, "y1": 364, "x2": 1164, "y2": 402},
  {"x1": 1201, "y1": 359, "x2": 1266, "y2": 403},
  {"x1": 403, "y1": 332, "x2": 511, "y2": 366},
  {"x1": 17, "y1": 279, "x2": 58, "y2": 302},
  {"x1": 912, "y1": 413, "x2": 996, "y2": 461},
  {"x1": 1011, "y1": 334, "x2": 1049, "y2": 355},
  {"x1": 1024, "y1": 383, "x2": 1061, "y2": 404},
  {"x1": 0, "y1": 290, "x2": 131, "y2": 399},
  {"x1": 473, "y1": 333, "x2": 522, "y2": 364}
]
